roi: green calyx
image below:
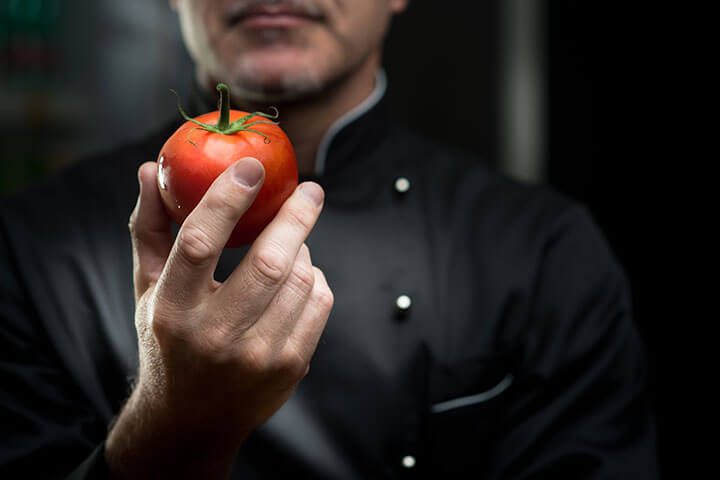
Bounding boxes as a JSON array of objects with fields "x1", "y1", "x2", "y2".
[{"x1": 170, "y1": 83, "x2": 279, "y2": 144}]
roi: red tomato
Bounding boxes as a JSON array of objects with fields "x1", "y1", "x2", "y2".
[{"x1": 157, "y1": 87, "x2": 297, "y2": 248}]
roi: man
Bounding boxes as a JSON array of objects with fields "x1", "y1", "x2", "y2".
[{"x1": 0, "y1": 0, "x2": 658, "y2": 478}]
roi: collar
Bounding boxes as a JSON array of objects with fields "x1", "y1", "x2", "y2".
[
  {"x1": 191, "y1": 69, "x2": 390, "y2": 180},
  {"x1": 313, "y1": 69, "x2": 387, "y2": 176}
]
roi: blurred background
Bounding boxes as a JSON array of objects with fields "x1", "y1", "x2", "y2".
[{"x1": 1, "y1": 0, "x2": 676, "y2": 477}]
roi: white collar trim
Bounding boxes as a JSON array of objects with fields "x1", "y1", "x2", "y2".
[{"x1": 314, "y1": 69, "x2": 387, "y2": 176}]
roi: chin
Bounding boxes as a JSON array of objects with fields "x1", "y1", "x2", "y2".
[{"x1": 227, "y1": 52, "x2": 330, "y2": 103}]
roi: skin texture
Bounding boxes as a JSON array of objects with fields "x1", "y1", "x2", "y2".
[
  {"x1": 158, "y1": 110, "x2": 298, "y2": 246},
  {"x1": 173, "y1": 0, "x2": 407, "y2": 102},
  {"x1": 106, "y1": 1, "x2": 408, "y2": 478}
]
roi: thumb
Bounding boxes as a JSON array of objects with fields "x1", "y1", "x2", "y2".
[{"x1": 129, "y1": 161, "x2": 173, "y2": 301}]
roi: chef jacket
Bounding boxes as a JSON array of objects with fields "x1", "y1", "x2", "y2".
[{"x1": 0, "y1": 72, "x2": 658, "y2": 478}]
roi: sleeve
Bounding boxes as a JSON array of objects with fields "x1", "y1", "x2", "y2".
[
  {"x1": 488, "y1": 205, "x2": 659, "y2": 479},
  {"x1": 0, "y1": 225, "x2": 110, "y2": 479}
]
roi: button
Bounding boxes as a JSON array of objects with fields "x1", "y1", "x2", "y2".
[
  {"x1": 394, "y1": 177, "x2": 411, "y2": 193},
  {"x1": 401, "y1": 455, "x2": 416, "y2": 468},
  {"x1": 395, "y1": 294, "x2": 412, "y2": 312}
]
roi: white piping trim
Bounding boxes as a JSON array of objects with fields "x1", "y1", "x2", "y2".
[
  {"x1": 314, "y1": 68, "x2": 387, "y2": 176},
  {"x1": 430, "y1": 374, "x2": 515, "y2": 414}
]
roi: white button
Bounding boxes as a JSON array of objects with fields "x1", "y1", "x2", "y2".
[
  {"x1": 395, "y1": 294, "x2": 412, "y2": 311},
  {"x1": 401, "y1": 455, "x2": 416, "y2": 468},
  {"x1": 394, "y1": 177, "x2": 411, "y2": 193}
]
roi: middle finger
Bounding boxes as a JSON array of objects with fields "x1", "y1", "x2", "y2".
[{"x1": 215, "y1": 182, "x2": 324, "y2": 323}]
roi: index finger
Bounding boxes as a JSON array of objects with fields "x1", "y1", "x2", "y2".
[{"x1": 155, "y1": 157, "x2": 265, "y2": 309}]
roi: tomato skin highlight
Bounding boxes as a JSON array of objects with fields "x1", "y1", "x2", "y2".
[{"x1": 157, "y1": 109, "x2": 298, "y2": 247}]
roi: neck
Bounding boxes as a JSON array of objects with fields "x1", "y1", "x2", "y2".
[{"x1": 201, "y1": 51, "x2": 380, "y2": 176}]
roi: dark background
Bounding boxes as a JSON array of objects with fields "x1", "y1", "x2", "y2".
[{"x1": 1, "y1": 1, "x2": 678, "y2": 477}]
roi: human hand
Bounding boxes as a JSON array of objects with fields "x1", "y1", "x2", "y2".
[{"x1": 106, "y1": 157, "x2": 333, "y2": 479}]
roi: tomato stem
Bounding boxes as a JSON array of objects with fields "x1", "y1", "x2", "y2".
[
  {"x1": 217, "y1": 83, "x2": 231, "y2": 131},
  {"x1": 169, "y1": 84, "x2": 280, "y2": 143}
]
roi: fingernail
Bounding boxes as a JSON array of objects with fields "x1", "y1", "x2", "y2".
[
  {"x1": 300, "y1": 182, "x2": 324, "y2": 206},
  {"x1": 232, "y1": 157, "x2": 264, "y2": 188}
]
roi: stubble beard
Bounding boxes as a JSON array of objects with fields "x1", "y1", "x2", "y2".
[{"x1": 218, "y1": 54, "x2": 326, "y2": 103}]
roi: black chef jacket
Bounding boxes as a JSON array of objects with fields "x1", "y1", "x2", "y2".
[{"x1": 0, "y1": 79, "x2": 658, "y2": 479}]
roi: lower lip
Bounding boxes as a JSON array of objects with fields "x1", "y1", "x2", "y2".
[{"x1": 240, "y1": 14, "x2": 313, "y2": 28}]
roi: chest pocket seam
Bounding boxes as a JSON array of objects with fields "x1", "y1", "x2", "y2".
[{"x1": 430, "y1": 373, "x2": 514, "y2": 414}]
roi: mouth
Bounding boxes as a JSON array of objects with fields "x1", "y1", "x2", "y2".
[{"x1": 227, "y1": 3, "x2": 323, "y2": 29}]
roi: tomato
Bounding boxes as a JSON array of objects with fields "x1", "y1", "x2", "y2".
[{"x1": 157, "y1": 84, "x2": 298, "y2": 247}]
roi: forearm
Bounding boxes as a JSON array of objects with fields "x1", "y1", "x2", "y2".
[{"x1": 105, "y1": 383, "x2": 242, "y2": 480}]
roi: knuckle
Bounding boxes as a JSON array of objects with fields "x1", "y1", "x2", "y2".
[
  {"x1": 275, "y1": 347, "x2": 308, "y2": 381},
  {"x1": 250, "y1": 247, "x2": 289, "y2": 287},
  {"x1": 150, "y1": 308, "x2": 183, "y2": 343},
  {"x1": 194, "y1": 327, "x2": 233, "y2": 362},
  {"x1": 285, "y1": 204, "x2": 315, "y2": 233},
  {"x1": 285, "y1": 264, "x2": 315, "y2": 298},
  {"x1": 205, "y1": 189, "x2": 241, "y2": 220},
  {"x1": 315, "y1": 287, "x2": 335, "y2": 313},
  {"x1": 177, "y1": 225, "x2": 218, "y2": 265},
  {"x1": 243, "y1": 340, "x2": 272, "y2": 372}
]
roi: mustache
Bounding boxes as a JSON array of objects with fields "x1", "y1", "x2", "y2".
[{"x1": 226, "y1": 0, "x2": 324, "y2": 23}]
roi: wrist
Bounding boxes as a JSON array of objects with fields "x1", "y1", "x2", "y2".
[{"x1": 106, "y1": 382, "x2": 243, "y2": 479}]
